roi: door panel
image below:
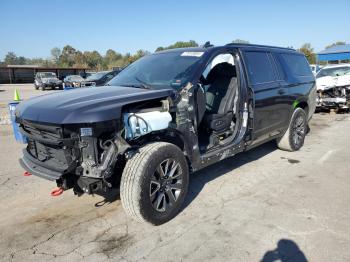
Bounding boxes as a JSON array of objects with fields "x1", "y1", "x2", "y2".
[{"x1": 243, "y1": 50, "x2": 291, "y2": 140}]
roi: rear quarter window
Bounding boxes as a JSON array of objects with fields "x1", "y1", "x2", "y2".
[
  {"x1": 279, "y1": 53, "x2": 312, "y2": 77},
  {"x1": 243, "y1": 51, "x2": 276, "y2": 85}
]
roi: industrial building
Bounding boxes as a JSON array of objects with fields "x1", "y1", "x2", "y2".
[
  {"x1": 0, "y1": 65, "x2": 88, "y2": 84},
  {"x1": 317, "y1": 44, "x2": 350, "y2": 63}
]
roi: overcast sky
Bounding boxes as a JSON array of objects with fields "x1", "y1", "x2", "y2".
[{"x1": 0, "y1": 0, "x2": 349, "y2": 60}]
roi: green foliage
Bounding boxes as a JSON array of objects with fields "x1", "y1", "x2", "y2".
[
  {"x1": 2, "y1": 45, "x2": 152, "y2": 70},
  {"x1": 155, "y1": 40, "x2": 198, "y2": 52},
  {"x1": 298, "y1": 43, "x2": 316, "y2": 64},
  {"x1": 50, "y1": 47, "x2": 61, "y2": 64},
  {"x1": 325, "y1": 41, "x2": 346, "y2": 50}
]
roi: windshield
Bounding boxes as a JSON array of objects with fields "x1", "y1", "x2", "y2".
[
  {"x1": 316, "y1": 66, "x2": 350, "y2": 78},
  {"x1": 86, "y1": 72, "x2": 109, "y2": 81},
  {"x1": 108, "y1": 51, "x2": 204, "y2": 89},
  {"x1": 68, "y1": 75, "x2": 84, "y2": 81},
  {"x1": 40, "y1": 72, "x2": 56, "y2": 78}
]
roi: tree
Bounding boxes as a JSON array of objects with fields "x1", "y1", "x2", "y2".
[
  {"x1": 84, "y1": 50, "x2": 103, "y2": 69},
  {"x1": 50, "y1": 47, "x2": 61, "y2": 65},
  {"x1": 4, "y1": 52, "x2": 18, "y2": 65},
  {"x1": 232, "y1": 39, "x2": 250, "y2": 44},
  {"x1": 298, "y1": 43, "x2": 316, "y2": 64},
  {"x1": 325, "y1": 41, "x2": 346, "y2": 50},
  {"x1": 59, "y1": 45, "x2": 77, "y2": 67},
  {"x1": 73, "y1": 51, "x2": 88, "y2": 68},
  {"x1": 155, "y1": 40, "x2": 198, "y2": 51}
]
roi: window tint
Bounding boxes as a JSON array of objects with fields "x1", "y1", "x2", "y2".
[
  {"x1": 244, "y1": 51, "x2": 276, "y2": 84},
  {"x1": 280, "y1": 54, "x2": 312, "y2": 76}
]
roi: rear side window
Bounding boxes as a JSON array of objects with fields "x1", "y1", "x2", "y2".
[
  {"x1": 244, "y1": 51, "x2": 276, "y2": 85},
  {"x1": 279, "y1": 54, "x2": 312, "y2": 76}
]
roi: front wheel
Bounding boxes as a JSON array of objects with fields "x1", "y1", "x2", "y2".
[
  {"x1": 120, "y1": 142, "x2": 189, "y2": 225},
  {"x1": 277, "y1": 108, "x2": 307, "y2": 151}
]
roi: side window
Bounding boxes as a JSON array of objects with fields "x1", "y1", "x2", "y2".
[
  {"x1": 202, "y1": 53, "x2": 235, "y2": 79},
  {"x1": 279, "y1": 54, "x2": 312, "y2": 76},
  {"x1": 244, "y1": 51, "x2": 276, "y2": 85}
]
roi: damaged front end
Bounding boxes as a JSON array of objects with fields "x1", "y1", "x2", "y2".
[
  {"x1": 18, "y1": 119, "x2": 130, "y2": 195},
  {"x1": 16, "y1": 95, "x2": 176, "y2": 196},
  {"x1": 316, "y1": 85, "x2": 350, "y2": 110}
]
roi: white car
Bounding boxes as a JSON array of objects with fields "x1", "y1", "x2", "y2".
[{"x1": 316, "y1": 64, "x2": 350, "y2": 110}]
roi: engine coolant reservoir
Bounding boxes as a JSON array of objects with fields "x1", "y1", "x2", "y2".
[{"x1": 123, "y1": 111, "x2": 172, "y2": 139}]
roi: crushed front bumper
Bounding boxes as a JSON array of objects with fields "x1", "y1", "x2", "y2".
[{"x1": 19, "y1": 149, "x2": 64, "y2": 181}]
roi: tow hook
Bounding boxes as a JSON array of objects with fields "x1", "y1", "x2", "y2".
[
  {"x1": 23, "y1": 171, "x2": 32, "y2": 176},
  {"x1": 51, "y1": 187, "x2": 64, "y2": 197}
]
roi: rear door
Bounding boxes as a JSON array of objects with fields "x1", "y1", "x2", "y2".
[{"x1": 242, "y1": 49, "x2": 290, "y2": 141}]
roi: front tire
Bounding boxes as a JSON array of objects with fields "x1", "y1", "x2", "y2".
[
  {"x1": 277, "y1": 108, "x2": 307, "y2": 151},
  {"x1": 120, "y1": 142, "x2": 189, "y2": 225}
]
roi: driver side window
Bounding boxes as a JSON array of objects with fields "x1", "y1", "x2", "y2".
[{"x1": 202, "y1": 53, "x2": 235, "y2": 80}]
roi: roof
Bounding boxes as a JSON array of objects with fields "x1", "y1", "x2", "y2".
[
  {"x1": 318, "y1": 44, "x2": 350, "y2": 54},
  {"x1": 226, "y1": 43, "x2": 295, "y2": 51},
  {"x1": 155, "y1": 43, "x2": 296, "y2": 55},
  {"x1": 317, "y1": 44, "x2": 350, "y2": 61}
]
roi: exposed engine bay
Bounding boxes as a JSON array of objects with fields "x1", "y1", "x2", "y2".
[
  {"x1": 316, "y1": 85, "x2": 350, "y2": 110},
  {"x1": 316, "y1": 64, "x2": 350, "y2": 111}
]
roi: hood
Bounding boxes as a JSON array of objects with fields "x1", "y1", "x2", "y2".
[
  {"x1": 316, "y1": 75, "x2": 350, "y2": 90},
  {"x1": 42, "y1": 77, "x2": 61, "y2": 83},
  {"x1": 16, "y1": 85, "x2": 174, "y2": 124}
]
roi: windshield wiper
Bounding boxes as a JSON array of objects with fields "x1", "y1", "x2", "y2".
[
  {"x1": 120, "y1": 83, "x2": 151, "y2": 89},
  {"x1": 134, "y1": 76, "x2": 151, "y2": 89}
]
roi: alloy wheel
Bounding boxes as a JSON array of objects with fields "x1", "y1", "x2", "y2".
[{"x1": 149, "y1": 158, "x2": 183, "y2": 212}]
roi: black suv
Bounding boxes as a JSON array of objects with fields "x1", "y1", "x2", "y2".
[
  {"x1": 16, "y1": 44, "x2": 316, "y2": 225},
  {"x1": 81, "y1": 69, "x2": 121, "y2": 87},
  {"x1": 34, "y1": 72, "x2": 63, "y2": 90}
]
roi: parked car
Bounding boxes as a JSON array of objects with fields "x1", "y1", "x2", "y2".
[
  {"x1": 316, "y1": 64, "x2": 350, "y2": 110},
  {"x1": 63, "y1": 75, "x2": 85, "y2": 88},
  {"x1": 34, "y1": 72, "x2": 63, "y2": 90},
  {"x1": 81, "y1": 69, "x2": 121, "y2": 87},
  {"x1": 16, "y1": 43, "x2": 316, "y2": 225}
]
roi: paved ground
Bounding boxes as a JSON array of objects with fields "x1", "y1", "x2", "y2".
[{"x1": 0, "y1": 84, "x2": 350, "y2": 262}]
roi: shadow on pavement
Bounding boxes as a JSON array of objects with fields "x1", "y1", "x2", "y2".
[
  {"x1": 183, "y1": 141, "x2": 277, "y2": 210},
  {"x1": 261, "y1": 239, "x2": 308, "y2": 262},
  {"x1": 94, "y1": 141, "x2": 277, "y2": 210}
]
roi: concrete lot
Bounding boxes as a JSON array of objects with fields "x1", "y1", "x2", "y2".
[{"x1": 0, "y1": 84, "x2": 350, "y2": 262}]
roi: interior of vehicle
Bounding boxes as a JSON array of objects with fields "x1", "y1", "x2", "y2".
[{"x1": 196, "y1": 53, "x2": 241, "y2": 152}]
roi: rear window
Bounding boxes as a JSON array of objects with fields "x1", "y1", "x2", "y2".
[
  {"x1": 244, "y1": 51, "x2": 276, "y2": 85},
  {"x1": 279, "y1": 54, "x2": 312, "y2": 76}
]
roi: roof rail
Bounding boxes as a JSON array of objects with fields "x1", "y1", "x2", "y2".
[{"x1": 225, "y1": 43, "x2": 295, "y2": 51}]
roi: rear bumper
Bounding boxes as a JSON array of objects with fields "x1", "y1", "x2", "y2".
[{"x1": 19, "y1": 149, "x2": 64, "y2": 181}]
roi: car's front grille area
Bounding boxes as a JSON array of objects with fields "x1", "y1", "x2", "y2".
[{"x1": 21, "y1": 120, "x2": 78, "y2": 173}]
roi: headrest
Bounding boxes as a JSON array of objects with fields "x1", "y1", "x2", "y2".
[{"x1": 206, "y1": 63, "x2": 236, "y2": 84}]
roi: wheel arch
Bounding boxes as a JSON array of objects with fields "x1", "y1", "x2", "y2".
[{"x1": 295, "y1": 100, "x2": 309, "y2": 116}]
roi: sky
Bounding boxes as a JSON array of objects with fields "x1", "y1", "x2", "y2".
[{"x1": 0, "y1": 0, "x2": 349, "y2": 60}]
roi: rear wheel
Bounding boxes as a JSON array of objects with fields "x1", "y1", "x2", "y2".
[
  {"x1": 277, "y1": 108, "x2": 307, "y2": 151},
  {"x1": 120, "y1": 142, "x2": 189, "y2": 225}
]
